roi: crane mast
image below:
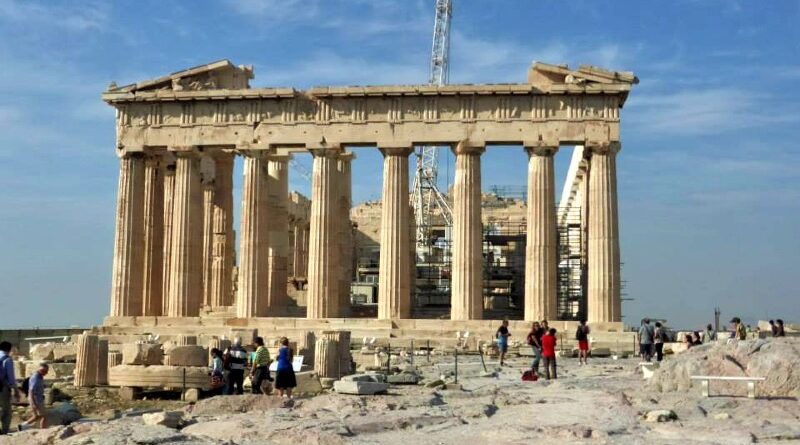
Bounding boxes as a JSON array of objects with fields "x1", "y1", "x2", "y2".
[{"x1": 412, "y1": 0, "x2": 453, "y2": 259}]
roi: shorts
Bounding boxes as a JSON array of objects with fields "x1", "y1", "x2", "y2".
[
  {"x1": 497, "y1": 339, "x2": 508, "y2": 353},
  {"x1": 578, "y1": 340, "x2": 589, "y2": 351}
]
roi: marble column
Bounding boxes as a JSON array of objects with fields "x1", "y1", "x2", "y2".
[
  {"x1": 166, "y1": 150, "x2": 205, "y2": 317},
  {"x1": 336, "y1": 153, "x2": 354, "y2": 317},
  {"x1": 110, "y1": 153, "x2": 145, "y2": 317},
  {"x1": 524, "y1": 146, "x2": 559, "y2": 322},
  {"x1": 210, "y1": 153, "x2": 235, "y2": 308},
  {"x1": 142, "y1": 154, "x2": 165, "y2": 316},
  {"x1": 302, "y1": 226, "x2": 310, "y2": 278},
  {"x1": 201, "y1": 171, "x2": 215, "y2": 309},
  {"x1": 160, "y1": 158, "x2": 176, "y2": 315},
  {"x1": 306, "y1": 147, "x2": 342, "y2": 319},
  {"x1": 291, "y1": 221, "x2": 302, "y2": 278},
  {"x1": 236, "y1": 151, "x2": 269, "y2": 318},
  {"x1": 266, "y1": 154, "x2": 291, "y2": 314},
  {"x1": 377, "y1": 147, "x2": 412, "y2": 320},
  {"x1": 587, "y1": 142, "x2": 622, "y2": 323},
  {"x1": 450, "y1": 142, "x2": 485, "y2": 320}
]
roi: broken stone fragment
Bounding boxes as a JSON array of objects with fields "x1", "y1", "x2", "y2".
[
  {"x1": 142, "y1": 411, "x2": 184, "y2": 429},
  {"x1": 643, "y1": 409, "x2": 677, "y2": 422}
]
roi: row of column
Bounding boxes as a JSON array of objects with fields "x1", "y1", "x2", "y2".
[
  {"x1": 372, "y1": 142, "x2": 621, "y2": 323},
  {"x1": 111, "y1": 150, "x2": 236, "y2": 318},
  {"x1": 111, "y1": 142, "x2": 620, "y2": 323}
]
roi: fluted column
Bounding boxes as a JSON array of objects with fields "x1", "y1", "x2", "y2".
[
  {"x1": 161, "y1": 158, "x2": 176, "y2": 315},
  {"x1": 302, "y1": 226, "x2": 309, "y2": 278},
  {"x1": 377, "y1": 147, "x2": 412, "y2": 319},
  {"x1": 587, "y1": 142, "x2": 622, "y2": 323},
  {"x1": 236, "y1": 151, "x2": 269, "y2": 318},
  {"x1": 201, "y1": 178, "x2": 215, "y2": 309},
  {"x1": 307, "y1": 147, "x2": 342, "y2": 319},
  {"x1": 110, "y1": 153, "x2": 145, "y2": 317},
  {"x1": 337, "y1": 153, "x2": 354, "y2": 317},
  {"x1": 266, "y1": 154, "x2": 291, "y2": 314},
  {"x1": 291, "y1": 222, "x2": 301, "y2": 278},
  {"x1": 450, "y1": 142, "x2": 485, "y2": 320},
  {"x1": 524, "y1": 146, "x2": 559, "y2": 321},
  {"x1": 166, "y1": 150, "x2": 205, "y2": 317},
  {"x1": 210, "y1": 153, "x2": 235, "y2": 308},
  {"x1": 142, "y1": 154, "x2": 165, "y2": 316}
]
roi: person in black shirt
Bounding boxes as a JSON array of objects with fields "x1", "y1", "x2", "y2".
[{"x1": 496, "y1": 320, "x2": 511, "y2": 366}]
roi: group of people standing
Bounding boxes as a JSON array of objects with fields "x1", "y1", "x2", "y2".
[
  {"x1": 0, "y1": 341, "x2": 49, "y2": 435},
  {"x1": 497, "y1": 319, "x2": 589, "y2": 381},
  {"x1": 209, "y1": 336, "x2": 297, "y2": 399}
]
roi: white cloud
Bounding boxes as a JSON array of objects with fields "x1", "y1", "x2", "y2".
[
  {"x1": 624, "y1": 88, "x2": 800, "y2": 136},
  {"x1": 258, "y1": 50, "x2": 428, "y2": 87},
  {"x1": 223, "y1": 0, "x2": 319, "y2": 20},
  {"x1": 0, "y1": 0, "x2": 109, "y2": 31}
]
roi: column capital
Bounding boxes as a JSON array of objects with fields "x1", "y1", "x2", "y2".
[
  {"x1": 585, "y1": 141, "x2": 621, "y2": 155},
  {"x1": 380, "y1": 147, "x2": 413, "y2": 157},
  {"x1": 308, "y1": 146, "x2": 343, "y2": 158},
  {"x1": 168, "y1": 145, "x2": 200, "y2": 154},
  {"x1": 266, "y1": 153, "x2": 293, "y2": 163},
  {"x1": 452, "y1": 140, "x2": 485, "y2": 156},
  {"x1": 237, "y1": 148, "x2": 269, "y2": 158},
  {"x1": 525, "y1": 145, "x2": 559, "y2": 157},
  {"x1": 338, "y1": 152, "x2": 356, "y2": 163}
]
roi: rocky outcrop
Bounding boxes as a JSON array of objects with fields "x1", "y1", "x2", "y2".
[{"x1": 649, "y1": 338, "x2": 800, "y2": 397}]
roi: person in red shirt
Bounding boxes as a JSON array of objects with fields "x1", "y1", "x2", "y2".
[{"x1": 541, "y1": 328, "x2": 558, "y2": 380}]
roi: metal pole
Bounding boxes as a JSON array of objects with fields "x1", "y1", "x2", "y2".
[
  {"x1": 427, "y1": 340, "x2": 431, "y2": 363},
  {"x1": 454, "y1": 348, "x2": 458, "y2": 384},
  {"x1": 410, "y1": 340, "x2": 414, "y2": 365},
  {"x1": 182, "y1": 368, "x2": 186, "y2": 401},
  {"x1": 478, "y1": 343, "x2": 487, "y2": 373},
  {"x1": 387, "y1": 342, "x2": 391, "y2": 374}
]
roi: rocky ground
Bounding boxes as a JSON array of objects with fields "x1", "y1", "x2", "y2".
[{"x1": 3, "y1": 339, "x2": 799, "y2": 444}]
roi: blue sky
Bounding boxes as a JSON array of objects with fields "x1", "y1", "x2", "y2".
[{"x1": 0, "y1": 0, "x2": 798, "y2": 329}]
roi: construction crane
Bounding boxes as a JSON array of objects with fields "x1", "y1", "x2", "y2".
[{"x1": 411, "y1": 0, "x2": 454, "y2": 259}]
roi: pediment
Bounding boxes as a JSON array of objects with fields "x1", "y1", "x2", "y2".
[
  {"x1": 528, "y1": 62, "x2": 638, "y2": 88},
  {"x1": 107, "y1": 60, "x2": 253, "y2": 93}
]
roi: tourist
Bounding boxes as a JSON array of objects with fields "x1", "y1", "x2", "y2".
[
  {"x1": 541, "y1": 320, "x2": 550, "y2": 332},
  {"x1": 223, "y1": 337, "x2": 248, "y2": 395},
  {"x1": 692, "y1": 331, "x2": 702, "y2": 346},
  {"x1": 250, "y1": 337, "x2": 272, "y2": 395},
  {"x1": 0, "y1": 341, "x2": 20, "y2": 435},
  {"x1": 576, "y1": 320, "x2": 590, "y2": 365},
  {"x1": 776, "y1": 319, "x2": 786, "y2": 337},
  {"x1": 638, "y1": 318, "x2": 655, "y2": 362},
  {"x1": 209, "y1": 348, "x2": 224, "y2": 395},
  {"x1": 274, "y1": 337, "x2": 297, "y2": 399},
  {"x1": 653, "y1": 322, "x2": 665, "y2": 362},
  {"x1": 526, "y1": 322, "x2": 543, "y2": 375},
  {"x1": 496, "y1": 319, "x2": 511, "y2": 367},
  {"x1": 684, "y1": 334, "x2": 694, "y2": 349},
  {"x1": 541, "y1": 328, "x2": 558, "y2": 380},
  {"x1": 731, "y1": 317, "x2": 746, "y2": 340},
  {"x1": 703, "y1": 324, "x2": 717, "y2": 343},
  {"x1": 18, "y1": 362, "x2": 48, "y2": 431},
  {"x1": 769, "y1": 320, "x2": 779, "y2": 337}
]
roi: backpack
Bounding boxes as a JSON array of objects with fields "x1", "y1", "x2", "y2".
[
  {"x1": 20, "y1": 377, "x2": 30, "y2": 396},
  {"x1": 521, "y1": 370, "x2": 539, "y2": 382},
  {"x1": 0, "y1": 356, "x2": 10, "y2": 389}
]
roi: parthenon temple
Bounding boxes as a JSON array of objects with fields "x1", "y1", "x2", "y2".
[{"x1": 100, "y1": 59, "x2": 637, "y2": 341}]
